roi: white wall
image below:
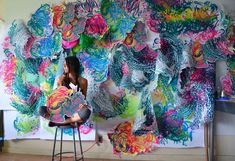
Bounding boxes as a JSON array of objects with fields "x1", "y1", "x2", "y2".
[
  {"x1": 214, "y1": 112, "x2": 235, "y2": 161},
  {"x1": 0, "y1": 0, "x2": 73, "y2": 24},
  {"x1": 198, "y1": 0, "x2": 235, "y2": 22}
]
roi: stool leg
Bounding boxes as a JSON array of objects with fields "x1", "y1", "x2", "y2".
[
  {"x1": 52, "y1": 127, "x2": 58, "y2": 161},
  {"x1": 77, "y1": 126, "x2": 84, "y2": 161},
  {"x1": 73, "y1": 127, "x2": 77, "y2": 161},
  {"x1": 60, "y1": 128, "x2": 63, "y2": 161}
]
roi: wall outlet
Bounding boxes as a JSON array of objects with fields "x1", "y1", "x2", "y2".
[{"x1": 98, "y1": 135, "x2": 103, "y2": 143}]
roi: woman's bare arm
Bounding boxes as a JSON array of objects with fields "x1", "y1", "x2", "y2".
[
  {"x1": 78, "y1": 77, "x2": 88, "y2": 99},
  {"x1": 57, "y1": 75, "x2": 65, "y2": 86}
]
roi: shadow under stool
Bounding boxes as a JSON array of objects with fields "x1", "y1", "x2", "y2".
[{"x1": 48, "y1": 121, "x2": 84, "y2": 161}]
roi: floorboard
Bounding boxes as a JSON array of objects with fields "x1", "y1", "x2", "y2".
[{"x1": 0, "y1": 153, "x2": 144, "y2": 161}]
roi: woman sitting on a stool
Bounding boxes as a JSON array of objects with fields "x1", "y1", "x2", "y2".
[{"x1": 39, "y1": 56, "x2": 91, "y2": 124}]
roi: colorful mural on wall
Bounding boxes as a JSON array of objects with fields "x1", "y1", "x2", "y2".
[
  {"x1": 0, "y1": 0, "x2": 234, "y2": 156},
  {"x1": 3, "y1": 110, "x2": 95, "y2": 140}
]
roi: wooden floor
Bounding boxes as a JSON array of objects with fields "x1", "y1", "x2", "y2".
[{"x1": 0, "y1": 152, "x2": 142, "y2": 161}]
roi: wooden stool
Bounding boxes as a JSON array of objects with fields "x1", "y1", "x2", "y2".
[{"x1": 49, "y1": 122, "x2": 84, "y2": 161}]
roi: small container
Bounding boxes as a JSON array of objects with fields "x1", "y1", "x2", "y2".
[
  {"x1": 218, "y1": 90, "x2": 230, "y2": 101},
  {"x1": 221, "y1": 90, "x2": 225, "y2": 98}
]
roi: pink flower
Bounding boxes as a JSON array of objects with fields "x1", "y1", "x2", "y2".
[
  {"x1": 79, "y1": 125, "x2": 93, "y2": 134},
  {"x1": 85, "y1": 14, "x2": 107, "y2": 36},
  {"x1": 38, "y1": 59, "x2": 50, "y2": 77},
  {"x1": 2, "y1": 36, "x2": 10, "y2": 49},
  {"x1": 220, "y1": 72, "x2": 233, "y2": 96},
  {"x1": 146, "y1": 19, "x2": 159, "y2": 33},
  {"x1": 121, "y1": 62, "x2": 129, "y2": 75}
]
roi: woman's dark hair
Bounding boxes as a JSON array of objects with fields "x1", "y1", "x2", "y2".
[
  {"x1": 39, "y1": 106, "x2": 49, "y2": 118},
  {"x1": 63, "y1": 56, "x2": 80, "y2": 88},
  {"x1": 65, "y1": 56, "x2": 80, "y2": 75}
]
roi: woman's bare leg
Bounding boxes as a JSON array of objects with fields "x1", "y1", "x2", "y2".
[{"x1": 63, "y1": 113, "x2": 83, "y2": 124}]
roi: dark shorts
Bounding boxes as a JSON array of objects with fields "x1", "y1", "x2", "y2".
[
  {"x1": 39, "y1": 105, "x2": 91, "y2": 123},
  {"x1": 78, "y1": 107, "x2": 91, "y2": 122}
]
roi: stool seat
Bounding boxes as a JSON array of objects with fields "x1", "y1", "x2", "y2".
[
  {"x1": 48, "y1": 121, "x2": 82, "y2": 128},
  {"x1": 49, "y1": 121, "x2": 84, "y2": 161}
]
